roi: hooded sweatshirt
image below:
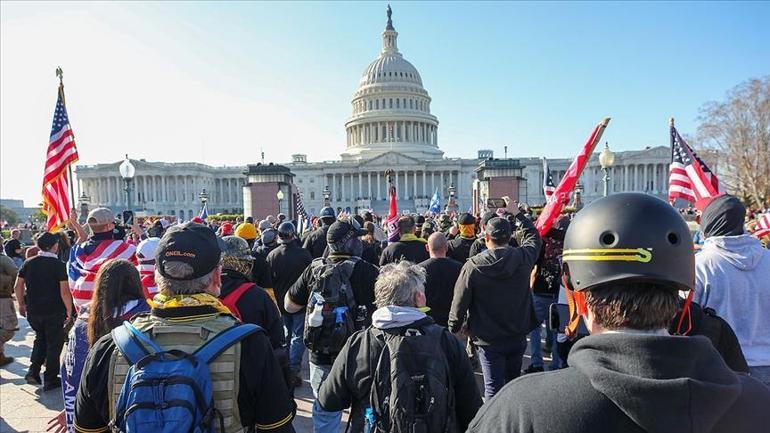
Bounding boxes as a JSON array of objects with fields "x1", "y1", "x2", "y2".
[
  {"x1": 448, "y1": 213, "x2": 541, "y2": 345},
  {"x1": 318, "y1": 307, "x2": 482, "y2": 433},
  {"x1": 467, "y1": 333, "x2": 770, "y2": 433},
  {"x1": 695, "y1": 234, "x2": 770, "y2": 367}
]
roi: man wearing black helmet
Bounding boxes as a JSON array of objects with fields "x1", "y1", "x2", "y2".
[
  {"x1": 467, "y1": 193, "x2": 770, "y2": 433},
  {"x1": 267, "y1": 222, "x2": 313, "y2": 387},
  {"x1": 303, "y1": 206, "x2": 336, "y2": 259}
]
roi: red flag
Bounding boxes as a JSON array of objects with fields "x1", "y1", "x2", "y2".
[
  {"x1": 535, "y1": 118, "x2": 610, "y2": 236},
  {"x1": 42, "y1": 83, "x2": 79, "y2": 231},
  {"x1": 386, "y1": 172, "x2": 399, "y2": 243}
]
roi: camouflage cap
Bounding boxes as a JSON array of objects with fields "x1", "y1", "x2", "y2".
[{"x1": 221, "y1": 235, "x2": 255, "y2": 261}]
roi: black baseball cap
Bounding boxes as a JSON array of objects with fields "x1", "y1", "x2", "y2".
[
  {"x1": 36, "y1": 232, "x2": 59, "y2": 251},
  {"x1": 486, "y1": 217, "x2": 512, "y2": 242},
  {"x1": 157, "y1": 222, "x2": 224, "y2": 280},
  {"x1": 327, "y1": 219, "x2": 367, "y2": 244},
  {"x1": 480, "y1": 211, "x2": 497, "y2": 227},
  {"x1": 458, "y1": 212, "x2": 475, "y2": 225}
]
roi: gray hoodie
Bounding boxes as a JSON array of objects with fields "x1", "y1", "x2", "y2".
[{"x1": 695, "y1": 234, "x2": 770, "y2": 367}]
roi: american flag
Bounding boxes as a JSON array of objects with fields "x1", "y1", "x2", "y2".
[
  {"x1": 295, "y1": 191, "x2": 311, "y2": 233},
  {"x1": 199, "y1": 202, "x2": 209, "y2": 220},
  {"x1": 68, "y1": 238, "x2": 137, "y2": 307},
  {"x1": 542, "y1": 158, "x2": 556, "y2": 202},
  {"x1": 42, "y1": 84, "x2": 79, "y2": 231},
  {"x1": 668, "y1": 125, "x2": 722, "y2": 205},
  {"x1": 753, "y1": 213, "x2": 770, "y2": 239}
]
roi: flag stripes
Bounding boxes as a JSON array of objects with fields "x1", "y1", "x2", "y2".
[{"x1": 42, "y1": 85, "x2": 79, "y2": 230}]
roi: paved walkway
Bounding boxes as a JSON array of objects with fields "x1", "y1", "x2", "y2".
[{"x1": 1, "y1": 313, "x2": 545, "y2": 432}]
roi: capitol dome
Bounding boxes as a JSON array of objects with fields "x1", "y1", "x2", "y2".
[{"x1": 342, "y1": 5, "x2": 443, "y2": 161}]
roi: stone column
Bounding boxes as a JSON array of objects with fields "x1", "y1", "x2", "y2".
[
  {"x1": 367, "y1": 172, "x2": 372, "y2": 199},
  {"x1": 404, "y1": 171, "x2": 409, "y2": 200},
  {"x1": 341, "y1": 173, "x2": 346, "y2": 203},
  {"x1": 643, "y1": 165, "x2": 648, "y2": 192},
  {"x1": 422, "y1": 171, "x2": 426, "y2": 198},
  {"x1": 440, "y1": 172, "x2": 444, "y2": 197},
  {"x1": 431, "y1": 171, "x2": 435, "y2": 194},
  {"x1": 395, "y1": 171, "x2": 400, "y2": 200},
  {"x1": 377, "y1": 172, "x2": 381, "y2": 200}
]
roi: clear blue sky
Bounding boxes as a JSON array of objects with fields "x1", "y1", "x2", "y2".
[{"x1": 2, "y1": 1, "x2": 768, "y2": 206}]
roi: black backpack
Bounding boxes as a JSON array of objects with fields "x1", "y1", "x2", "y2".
[
  {"x1": 366, "y1": 325, "x2": 457, "y2": 433},
  {"x1": 303, "y1": 257, "x2": 360, "y2": 356}
]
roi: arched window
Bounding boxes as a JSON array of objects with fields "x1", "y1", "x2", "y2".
[
  {"x1": 396, "y1": 99, "x2": 400, "y2": 108},
  {"x1": 410, "y1": 99, "x2": 413, "y2": 109},
  {"x1": 368, "y1": 100, "x2": 372, "y2": 110},
  {"x1": 389, "y1": 99, "x2": 393, "y2": 108},
  {"x1": 376, "y1": 100, "x2": 379, "y2": 109}
]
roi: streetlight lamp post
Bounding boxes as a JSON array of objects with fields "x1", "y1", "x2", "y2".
[
  {"x1": 119, "y1": 154, "x2": 136, "y2": 212},
  {"x1": 598, "y1": 142, "x2": 615, "y2": 197},
  {"x1": 199, "y1": 188, "x2": 209, "y2": 206},
  {"x1": 276, "y1": 189, "x2": 285, "y2": 214},
  {"x1": 322, "y1": 185, "x2": 331, "y2": 207}
]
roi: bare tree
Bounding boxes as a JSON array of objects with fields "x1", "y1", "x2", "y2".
[{"x1": 696, "y1": 76, "x2": 770, "y2": 208}]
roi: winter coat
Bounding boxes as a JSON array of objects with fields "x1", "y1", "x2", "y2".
[
  {"x1": 448, "y1": 213, "x2": 541, "y2": 345},
  {"x1": 695, "y1": 234, "x2": 770, "y2": 367}
]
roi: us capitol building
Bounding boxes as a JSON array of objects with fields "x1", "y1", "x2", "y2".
[{"x1": 75, "y1": 7, "x2": 673, "y2": 220}]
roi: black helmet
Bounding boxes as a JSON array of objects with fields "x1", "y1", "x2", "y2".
[
  {"x1": 562, "y1": 193, "x2": 694, "y2": 292},
  {"x1": 277, "y1": 221, "x2": 296, "y2": 243},
  {"x1": 320, "y1": 206, "x2": 336, "y2": 221}
]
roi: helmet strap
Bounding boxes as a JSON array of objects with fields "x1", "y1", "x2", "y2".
[{"x1": 673, "y1": 290, "x2": 694, "y2": 336}]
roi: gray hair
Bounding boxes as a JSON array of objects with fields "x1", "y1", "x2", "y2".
[
  {"x1": 155, "y1": 261, "x2": 216, "y2": 296},
  {"x1": 374, "y1": 261, "x2": 426, "y2": 308}
]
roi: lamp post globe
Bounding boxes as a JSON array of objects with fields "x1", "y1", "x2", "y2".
[
  {"x1": 199, "y1": 188, "x2": 209, "y2": 205},
  {"x1": 598, "y1": 142, "x2": 615, "y2": 197},
  {"x1": 276, "y1": 189, "x2": 285, "y2": 214},
  {"x1": 119, "y1": 154, "x2": 136, "y2": 211}
]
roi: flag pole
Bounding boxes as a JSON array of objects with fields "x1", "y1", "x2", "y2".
[
  {"x1": 669, "y1": 117, "x2": 675, "y2": 205},
  {"x1": 57, "y1": 66, "x2": 77, "y2": 220}
]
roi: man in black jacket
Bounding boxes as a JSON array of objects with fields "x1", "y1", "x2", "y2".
[
  {"x1": 449, "y1": 203, "x2": 542, "y2": 399},
  {"x1": 318, "y1": 260, "x2": 481, "y2": 433},
  {"x1": 418, "y1": 232, "x2": 462, "y2": 327},
  {"x1": 219, "y1": 236, "x2": 290, "y2": 391},
  {"x1": 303, "y1": 206, "x2": 336, "y2": 259},
  {"x1": 285, "y1": 219, "x2": 379, "y2": 433},
  {"x1": 446, "y1": 213, "x2": 477, "y2": 262},
  {"x1": 380, "y1": 216, "x2": 429, "y2": 265},
  {"x1": 468, "y1": 193, "x2": 770, "y2": 433},
  {"x1": 267, "y1": 222, "x2": 313, "y2": 387}
]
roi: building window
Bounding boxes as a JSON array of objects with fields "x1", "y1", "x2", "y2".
[
  {"x1": 410, "y1": 99, "x2": 413, "y2": 109},
  {"x1": 368, "y1": 100, "x2": 372, "y2": 110},
  {"x1": 389, "y1": 99, "x2": 393, "y2": 108},
  {"x1": 310, "y1": 191, "x2": 315, "y2": 200},
  {"x1": 310, "y1": 178, "x2": 315, "y2": 183},
  {"x1": 376, "y1": 100, "x2": 379, "y2": 109},
  {"x1": 396, "y1": 99, "x2": 400, "y2": 108}
]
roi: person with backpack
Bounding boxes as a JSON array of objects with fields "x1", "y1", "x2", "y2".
[
  {"x1": 284, "y1": 218, "x2": 379, "y2": 433},
  {"x1": 267, "y1": 222, "x2": 313, "y2": 388},
  {"x1": 219, "y1": 236, "x2": 289, "y2": 383},
  {"x1": 317, "y1": 260, "x2": 482, "y2": 433},
  {"x1": 467, "y1": 193, "x2": 770, "y2": 433},
  {"x1": 74, "y1": 222, "x2": 296, "y2": 433}
]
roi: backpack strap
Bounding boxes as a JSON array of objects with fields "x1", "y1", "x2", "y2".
[
  {"x1": 221, "y1": 282, "x2": 254, "y2": 320},
  {"x1": 112, "y1": 321, "x2": 164, "y2": 365},
  {"x1": 194, "y1": 323, "x2": 263, "y2": 364}
]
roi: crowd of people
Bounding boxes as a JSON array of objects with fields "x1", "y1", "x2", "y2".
[{"x1": 1, "y1": 191, "x2": 769, "y2": 433}]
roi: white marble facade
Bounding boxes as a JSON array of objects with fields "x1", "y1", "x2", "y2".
[{"x1": 75, "y1": 160, "x2": 245, "y2": 220}]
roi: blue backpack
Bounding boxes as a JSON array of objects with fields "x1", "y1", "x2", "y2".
[{"x1": 110, "y1": 321, "x2": 261, "y2": 433}]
